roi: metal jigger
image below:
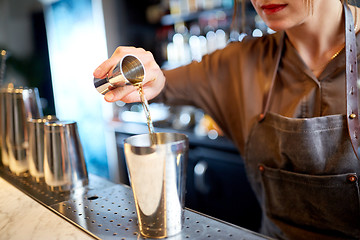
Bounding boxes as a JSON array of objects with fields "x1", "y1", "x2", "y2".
[{"x1": 93, "y1": 54, "x2": 145, "y2": 95}]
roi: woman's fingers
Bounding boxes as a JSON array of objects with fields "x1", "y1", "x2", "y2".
[
  {"x1": 104, "y1": 85, "x2": 137, "y2": 103},
  {"x1": 94, "y1": 46, "x2": 166, "y2": 103}
]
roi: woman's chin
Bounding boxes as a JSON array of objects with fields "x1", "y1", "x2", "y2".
[{"x1": 264, "y1": 24, "x2": 288, "y2": 32}]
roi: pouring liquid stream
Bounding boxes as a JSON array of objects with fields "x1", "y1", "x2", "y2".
[{"x1": 134, "y1": 83, "x2": 157, "y2": 144}]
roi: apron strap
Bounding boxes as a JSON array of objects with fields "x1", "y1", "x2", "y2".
[{"x1": 344, "y1": 3, "x2": 360, "y2": 159}]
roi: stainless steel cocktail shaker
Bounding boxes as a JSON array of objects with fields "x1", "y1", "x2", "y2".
[
  {"x1": 124, "y1": 132, "x2": 188, "y2": 238},
  {"x1": 6, "y1": 87, "x2": 43, "y2": 175},
  {"x1": 0, "y1": 87, "x2": 9, "y2": 167},
  {"x1": 28, "y1": 115, "x2": 58, "y2": 182},
  {"x1": 43, "y1": 121, "x2": 88, "y2": 191}
]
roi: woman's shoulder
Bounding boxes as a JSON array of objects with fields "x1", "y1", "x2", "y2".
[
  {"x1": 212, "y1": 31, "x2": 283, "y2": 67},
  {"x1": 226, "y1": 31, "x2": 282, "y2": 55}
]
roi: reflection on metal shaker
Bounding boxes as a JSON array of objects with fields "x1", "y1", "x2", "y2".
[
  {"x1": 124, "y1": 132, "x2": 188, "y2": 238},
  {"x1": 6, "y1": 87, "x2": 43, "y2": 175},
  {"x1": 28, "y1": 115, "x2": 58, "y2": 182},
  {"x1": 43, "y1": 121, "x2": 88, "y2": 191}
]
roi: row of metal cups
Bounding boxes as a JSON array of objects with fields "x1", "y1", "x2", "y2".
[{"x1": 0, "y1": 85, "x2": 88, "y2": 191}]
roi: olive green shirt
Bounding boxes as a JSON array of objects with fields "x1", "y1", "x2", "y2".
[{"x1": 158, "y1": 31, "x2": 360, "y2": 155}]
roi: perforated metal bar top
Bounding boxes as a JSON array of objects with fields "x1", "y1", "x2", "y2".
[{"x1": 0, "y1": 167, "x2": 271, "y2": 240}]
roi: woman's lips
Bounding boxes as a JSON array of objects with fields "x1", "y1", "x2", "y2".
[{"x1": 261, "y1": 4, "x2": 287, "y2": 14}]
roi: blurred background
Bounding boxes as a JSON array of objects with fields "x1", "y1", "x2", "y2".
[{"x1": 0, "y1": 0, "x2": 275, "y2": 232}]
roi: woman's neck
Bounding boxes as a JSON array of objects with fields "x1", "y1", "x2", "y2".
[{"x1": 285, "y1": 1, "x2": 347, "y2": 78}]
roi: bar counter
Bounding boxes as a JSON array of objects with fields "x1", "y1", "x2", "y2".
[
  {"x1": 0, "y1": 177, "x2": 93, "y2": 240},
  {"x1": 0, "y1": 167, "x2": 271, "y2": 240}
]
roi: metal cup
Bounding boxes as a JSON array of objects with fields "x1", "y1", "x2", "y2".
[
  {"x1": 6, "y1": 87, "x2": 43, "y2": 175},
  {"x1": 94, "y1": 54, "x2": 145, "y2": 95},
  {"x1": 43, "y1": 121, "x2": 88, "y2": 191},
  {"x1": 28, "y1": 115, "x2": 58, "y2": 182},
  {"x1": 124, "y1": 132, "x2": 188, "y2": 238},
  {"x1": 0, "y1": 87, "x2": 9, "y2": 167}
]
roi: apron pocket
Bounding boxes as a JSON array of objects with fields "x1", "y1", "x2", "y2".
[{"x1": 259, "y1": 164, "x2": 360, "y2": 237}]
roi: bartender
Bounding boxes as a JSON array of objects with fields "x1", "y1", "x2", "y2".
[{"x1": 93, "y1": 0, "x2": 360, "y2": 239}]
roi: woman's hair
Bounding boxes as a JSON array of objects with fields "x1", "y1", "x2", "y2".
[
  {"x1": 231, "y1": 0, "x2": 247, "y2": 32},
  {"x1": 304, "y1": 0, "x2": 313, "y2": 14}
]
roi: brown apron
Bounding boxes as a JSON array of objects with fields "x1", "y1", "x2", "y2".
[{"x1": 244, "y1": 4, "x2": 360, "y2": 240}]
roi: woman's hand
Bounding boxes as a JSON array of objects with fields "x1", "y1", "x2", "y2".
[{"x1": 93, "y1": 46, "x2": 165, "y2": 103}]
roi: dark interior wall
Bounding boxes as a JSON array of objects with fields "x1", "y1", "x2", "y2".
[{"x1": 28, "y1": 11, "x2": 54, "y2": 115}]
